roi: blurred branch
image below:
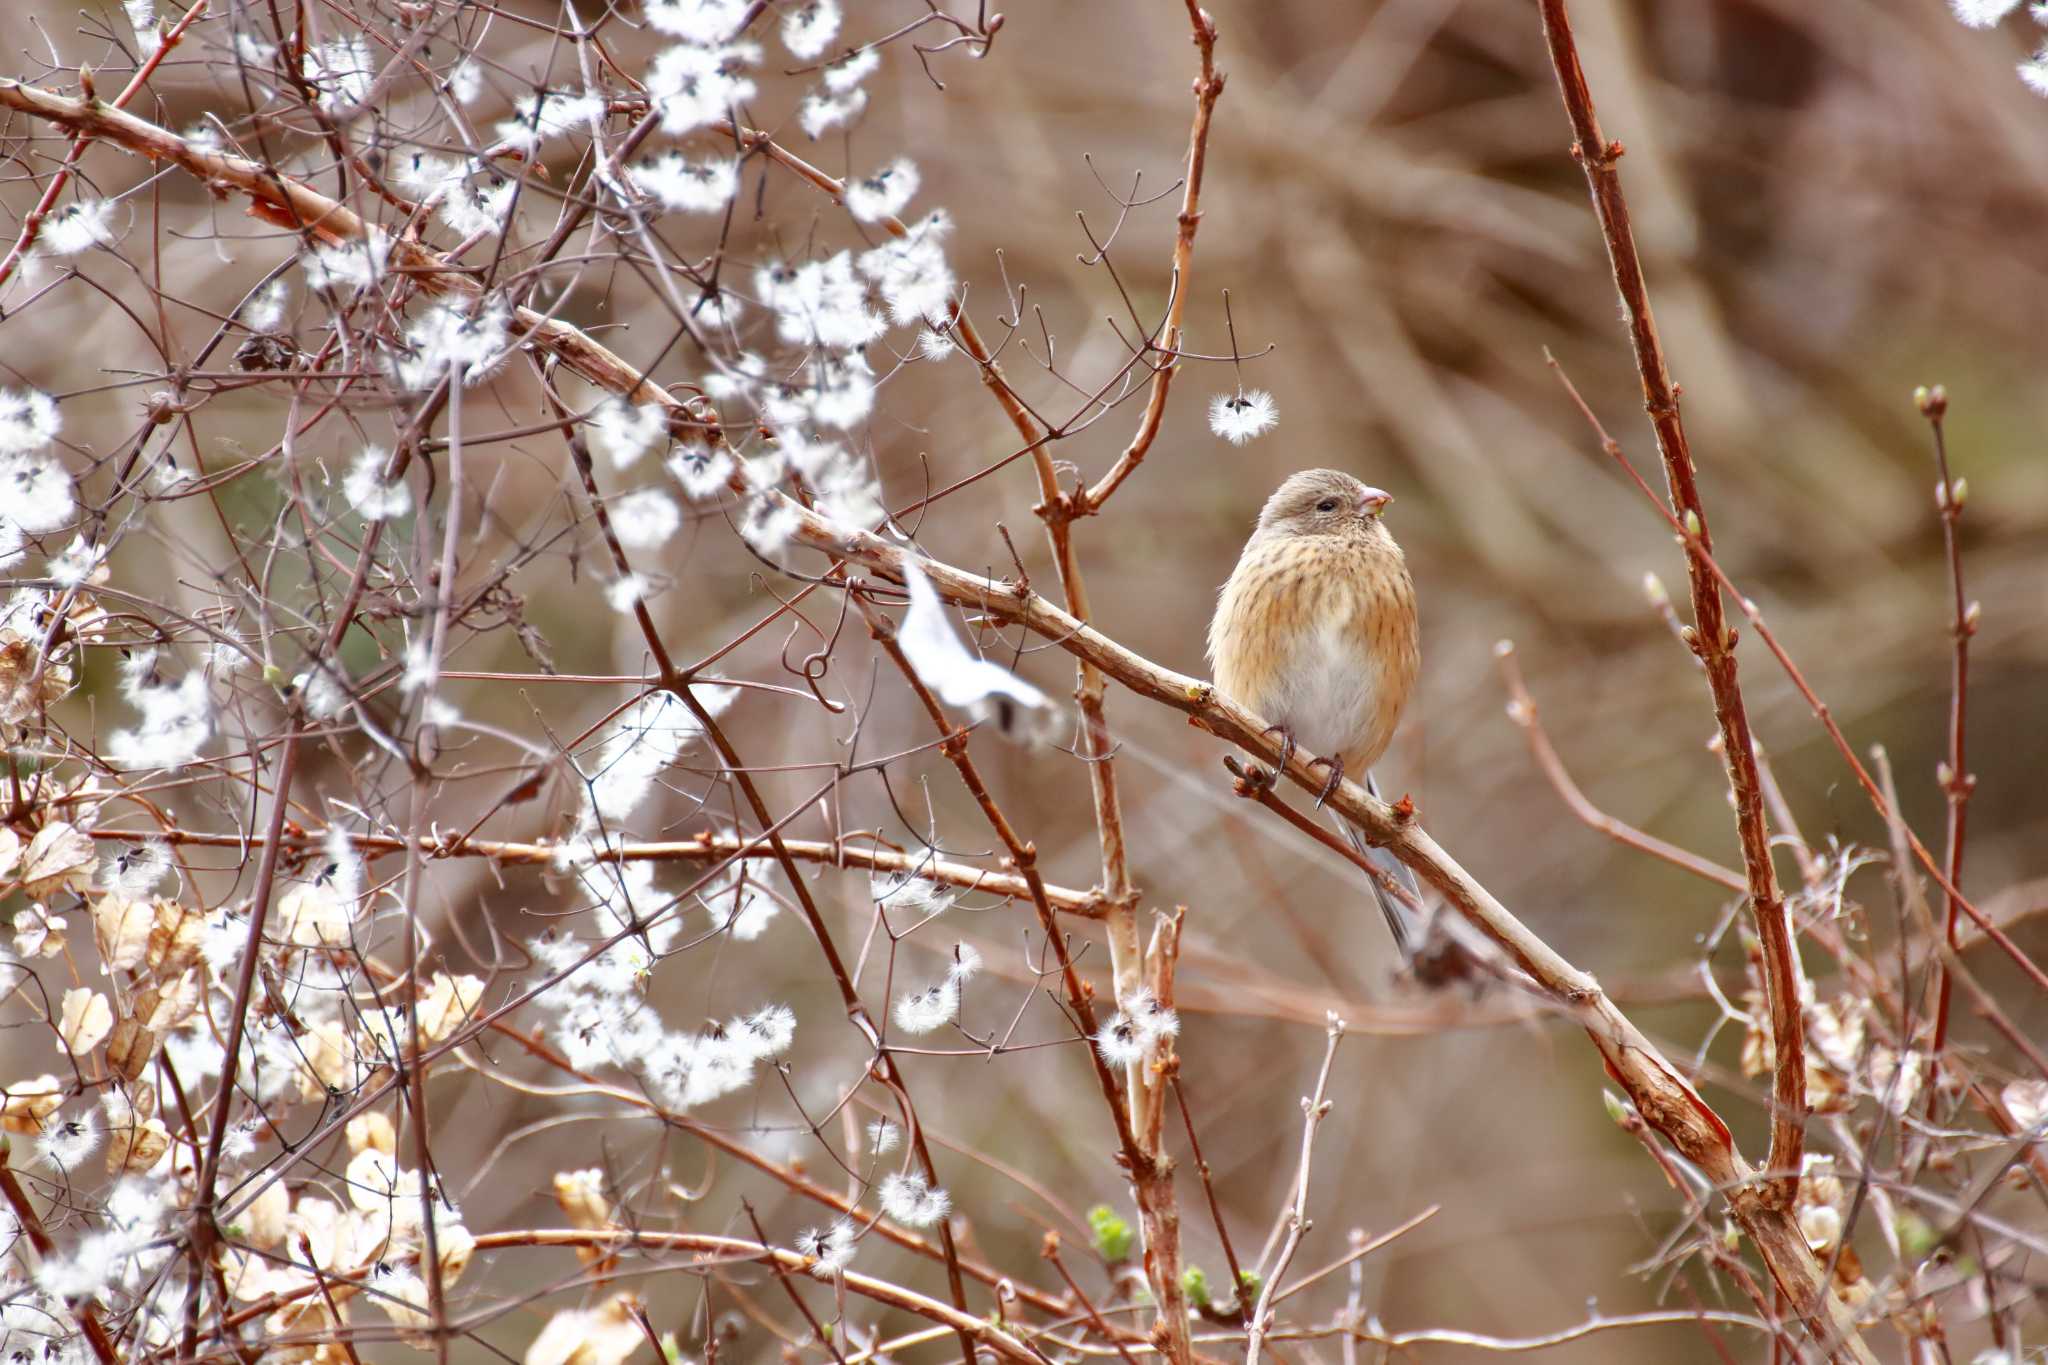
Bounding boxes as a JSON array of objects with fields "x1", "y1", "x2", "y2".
[
  {"x1": 1078, "y1": 0, "x2": 1224, "y2": 513},
  {"x1": 1494, "y1": 639, "x2": 1746, "y2": 893},
  {"x1": 0, "y1": 0, "x2": 208, "y2": 292},
  {"x1": 467, "y1": 1230, "x2": 1039, "y2": 1364},
  {"x1": 0, "y1": 1141, "x2": 117, "y2": 1365},
  {"x1": 81, "y1": 825, "x2": 1115, "y2": 916}
]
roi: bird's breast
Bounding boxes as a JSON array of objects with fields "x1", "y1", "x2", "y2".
[{"x1": 1208, "y1": 535, "x2": 1418, "y2": 772}]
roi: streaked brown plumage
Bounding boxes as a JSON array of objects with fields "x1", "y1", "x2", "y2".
[{"x1": 1208, "y1": 468, "x2": 1421, "y2": 953}]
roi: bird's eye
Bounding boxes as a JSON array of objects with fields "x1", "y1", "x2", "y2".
[{"x1": 1315, "y1": 498, "x2": 1338, "y2": 513}]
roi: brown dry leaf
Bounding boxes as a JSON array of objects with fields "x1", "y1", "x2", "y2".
[
  {"x1": 56, "y1": 988, "x2": 112, "y2": 1056},
  {"x1": 147, "y1": 901, "x2": 204, "y2": 974},
  {"x1": 0, "y1": 631, "x2": 72, "y2": 726},
  {"x1": 265, "y1": 1295, "x2": 345, "y2": 1364},
  {"x1": 0, "y1": 1074, "x2": 65, "y2": 1134},
  {"x1": 94, "y1": 892, "x2": 155, "y2": 972},
  {"x1": 522, "y1": 1293, "x2": 645, "y2": 1365},
  {"x1": 22, "y1": 822, "x2": 96, "y2": 896},
  {"x1": 107, "y1": 1111, "x2": 171, "y2": 1174},
  {"x1": 134, "y1": 973, "x2": 200, "y2": 1031},
  {"x1": 105, "y1": 1017, "x2": 157, "y2": 1082},
  {"x1": 1806, "y1": 1060, "x2": 1852, "y2": 1115}
]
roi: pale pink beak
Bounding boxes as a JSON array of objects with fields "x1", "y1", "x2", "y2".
[{"x1": 1358, "y1": 487, "x2": 1392, "y2": 516}]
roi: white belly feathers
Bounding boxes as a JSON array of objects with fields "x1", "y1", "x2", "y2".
[{"x1": 1266, "y1": 611, "x2": 1390, "y2": 767}]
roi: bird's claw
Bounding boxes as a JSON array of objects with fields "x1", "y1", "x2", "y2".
[
  {"x1": 1308, "y1": 756, "x2": 1346, "y2": 811},
  {"x1": 1261, "y1": 724, "x2": 1296, "y2": 776}
]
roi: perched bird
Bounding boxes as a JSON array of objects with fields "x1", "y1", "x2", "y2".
[{"x1": 1207, "y1": 468, "x2": 1423, "y2": 957}]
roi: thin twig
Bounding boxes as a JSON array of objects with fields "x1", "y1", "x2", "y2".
[
  {"x1": 1495, "y1": 640, "x2": 1746, "y2": 893},
  {"x1": 1916, "y1": 385, "x2": 1976, "y2": 1071},
  {"x1": 1244, "y1": 1015, "x2": 1344, "y2": 1365}
]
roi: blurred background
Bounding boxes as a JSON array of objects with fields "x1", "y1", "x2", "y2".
[{"x1": 7, "y1": 0, "x2": 2048, "y2": 1358}]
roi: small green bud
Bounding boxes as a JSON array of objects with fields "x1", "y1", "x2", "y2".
[
  {"x1": 1682, "y1": 509, "x2": 1702, "y2": 538},
  {"x1": 1914, "y1": 384, "x2": 1948, "y2": 419},
  {"x1": 1951, "y1": 477, "x2": 1968, "y2": 509},
  {"x1": 1237, "y1": 1268, "x2": 1263, "y2": 1297},
  {"x1": 1180, "y1": 1266, "x2": 1210, "y2": 1308},
  {"x1": 1602, "y1": 1090, "x2": 1630, "y2": 1127},
  {"x1": 263, "y1": 663, "x2": 287, "y2": 688},
  {"x1": 1087, "y1": 1204, "x2": 1134, "y2": 1263},
  {"x1": 1641, "y1": 572, "x2": 1668, "y2": 607}
]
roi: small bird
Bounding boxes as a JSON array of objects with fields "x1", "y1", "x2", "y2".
[{"x1": 1207, "y1": 468, "x2": 1423, "y2": 957}]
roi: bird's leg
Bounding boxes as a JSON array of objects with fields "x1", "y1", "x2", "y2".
[{"x1": 1306, "y1": 754, "x2": 1345, "y2": 811}]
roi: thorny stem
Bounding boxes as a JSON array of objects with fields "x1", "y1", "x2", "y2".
[
  {"x1": 1917, "y1": 387, "x2": 1974, "y2": 1071},
  {"x1": 1534, "y1": 0, "x2": 1807, "y2": 1209},
  {"x1": 1169, "y1": 1075, "x2": 1252, "y2": 1328},
  {"x1": 1546, "y1": 354, "x2": 2047, "y2": 1000}
]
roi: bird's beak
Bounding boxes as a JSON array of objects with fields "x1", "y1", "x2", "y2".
[{"x1": 1358, "y1": 488, "x2": 1392, "y2": 516}]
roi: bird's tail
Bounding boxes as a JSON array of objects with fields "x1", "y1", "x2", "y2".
[
  {"x1": 1340, "y1": 776, "x2": 1527, "y2": 993},
  {"x1": 1340, "y1": 771, "x2": 1422, "y2": 962}
]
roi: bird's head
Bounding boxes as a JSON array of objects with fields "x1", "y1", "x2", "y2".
[{"x1": 1256, "y1": 468, "x2": 1394, "y2": 541}]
